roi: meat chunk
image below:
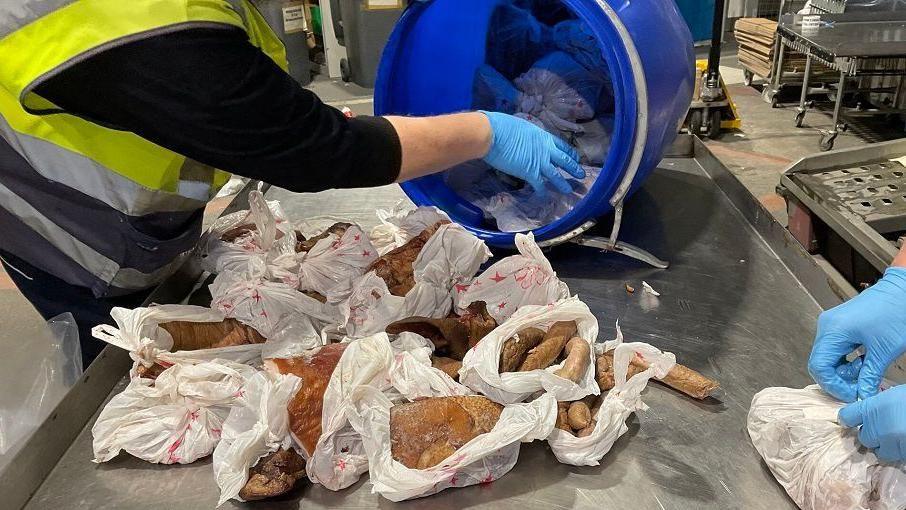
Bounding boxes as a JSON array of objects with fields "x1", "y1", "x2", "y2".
[
  {"x1": 517, "y1": 321, "x2": 577, "y2": 372},
  {"x1": 431, "y1": 356, "x2": 463, "y2": 381},
  {"x1": 269, "y1": 343, "x2": 348, "y2": 455},
  {"x1": 238, "y1": 448, "x2": 306, "y2": 501},
  {"x1": 498, "y1": 327, "x2": 545, "y2": 373},
  {"x1": 296, "y1": 222, "x2": 352, "y2": 253},
  {"x1": 220, "y1": 223, "x2": 289, "y2": 243},
  {"x1": 390, "y1": 396, "x2": 503, "y2": 470},
  {"x1": 385, "y1": 301, "x2": 497, "y2": 360},
  {"x1": 595, "y1": 351, "x2": 720, "y2": 400},
  {"x1": 367, "y1": 221, "x2": 447, "y2": 296},
  {"x1": 159, "y1": 318, "x2": 266, "y2": 351}
]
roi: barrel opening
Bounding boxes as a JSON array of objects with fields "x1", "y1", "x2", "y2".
[{"x1": 443, "y1": 0, "x2": 617, "y2": 234}]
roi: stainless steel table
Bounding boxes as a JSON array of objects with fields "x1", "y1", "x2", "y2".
[{"x1": 11, "y1": 137, "x2": 846, "y2": 509}]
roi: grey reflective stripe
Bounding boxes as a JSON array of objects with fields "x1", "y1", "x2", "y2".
[
  {"x1": 0, "y1": 0, "x2": 73, "y2": 38},
  {"x1": 0, "y1": 180, "x2": 182, "y2": 289},
  {"x1": 0, "y1": 114, "x2": 210, "y2": 215}
]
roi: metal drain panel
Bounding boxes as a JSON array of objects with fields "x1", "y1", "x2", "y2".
[{"x1": 796, "y1": 161, "x2": 906, "y2": 234}]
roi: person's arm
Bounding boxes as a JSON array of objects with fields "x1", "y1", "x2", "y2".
[{"x1": 35, "y1": 28, "x2": 580, "y2": 194}]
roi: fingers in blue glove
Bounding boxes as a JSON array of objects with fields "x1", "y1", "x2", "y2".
[
  {"x1": 551, "y1": 137, "x2": 584, "y2": 177},
  {"x1": 858, "y1": 348, "x2": 889, "y2": 400},
  {"x1": 878, "y1": 435, "x2": 906, "y2": 463},
  {"x1": 838, "y1": 399, "x2": 865, "y2": 428},
  {"x1": 836, "y1": 357, "x2": 863, "y2": 382},
  {"x1": 808, "y1": 329, "x2": 859, "y2": 402},
  {"x1": 541, "y1": 164, "x2": 574, "y2": 195}
]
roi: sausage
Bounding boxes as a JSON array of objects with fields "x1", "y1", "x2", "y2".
[
  {"x1": 518, "y1": 321, "x2": 578, "y2": 372},
  {"x1": 554, "y1": 337, "x2": 591, "y2": 383},
  {"x1": 498, "y1": 328, "x2": 545, "y2": 373}
]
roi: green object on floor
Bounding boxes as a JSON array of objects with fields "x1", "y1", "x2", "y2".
[{"x1": 311, "y1": 5, "x2": 322, "y2": 35}]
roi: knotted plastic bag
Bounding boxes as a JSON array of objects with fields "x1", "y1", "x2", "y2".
[
  {"x1": 92, "y1": 360, "x2": 257, "y2": 465},
  {"x1": 199, "y1": 191, "x2": 297, "y2": 275},
  {"x1": 347, "y1": 386, "x2": 557, "y2": 502},
  {"x1": 91, "y1": 305, "x2": 266, "y2": 378},
  {"x1": 370, "y1": 204, "x2": 451, "y2": 256},
  {"x1": 456, "y1": 232, "x2": 569, "y2": 323},
  {"x1": 515, "y1": 51, "x2": 605, "y2": 133},
  {"x1": 460, "y1": 296, "x2": 599, "y2": 404},
  {"x1": 748, "y1": 385, "x2": 906, "y2": 510}
]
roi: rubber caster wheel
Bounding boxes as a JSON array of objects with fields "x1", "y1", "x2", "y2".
[
  {"x1": 688, "y1": 110, "x2": 703, "y2": 136},
  {"x1": 839, "y1": 123, "x2": 848, "y2": 133},
  {"x1": 794, "y1": 110, "x2": 806, "y2": 128},
  {"x1": 743, "y1": 69, "x2": 754, "y2": 87},
  {"x1": 340, "y1": 58, "x2": 351, "y2": 83},
  {"x1": 771, "y1": 95, "x2": 780, "y2": 108},
  {"x1": 707, "y1": 109, "x2": 722, "y2": 139},
  {"x1": 819, "y1": 133, "x2": 838, "y2": 152}
]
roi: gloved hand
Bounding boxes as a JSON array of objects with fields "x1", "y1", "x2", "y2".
[
  {"x1": 808, "y1": 267, "x2": 906, "y2": 402},
  {"x1": 480, "y1": 111, "x2": 584, "y2": 195},
  {"x1": 839, "y1": 384, "x2": 906, "y2": 462}
]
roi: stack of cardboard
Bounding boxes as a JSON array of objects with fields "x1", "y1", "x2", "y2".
[{"x1": 735, "y1": 17, "x2": 831, "y2": 79}]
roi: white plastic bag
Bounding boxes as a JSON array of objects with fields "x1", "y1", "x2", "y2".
[
  {"x1": 342, "y1": 223, "x2": 491, "y2": 337},
  {"x1": 748, "y1": 386, "x2": 906, "y2": 510},
  {"x1": 210, "y1": 260, "x2": 341, "y2": 338},
  {"x1": 200, "y1": 191, "x2": 296, "y2": 274},
  {"x1": 91, "y1": 305, "x2": 265, "y2": 378},
  {"x1": 92, "y1": 360, "x2": 256, "y2": 465},
  {"x1": 456, "y1": 232, "x2": 569, "y2": 323},
  {"x1": 547, "y1": 325, "x2": 676, "y2": 466},
  {"x1": 370, "y1": 204, "x2": 451, "y2": 256},
  {"x1": 347, "y1": 387, "x2": 556, "y2": 502},
  {"x1": 460, "y1": 296, "x2": 599, "y2": 404},
  {"x1": 388, "y1": 333, "x2": 471, "y2": 400},
  {"x1": 212, "y1": 369, "x2": 302, "y2": 506},
  {"x1": 297, "y1": 224, "x2": 378, "y2": 301}
]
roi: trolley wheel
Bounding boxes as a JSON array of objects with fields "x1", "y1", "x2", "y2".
[
  {"x1": 743, "y1": 69, "x2": 754, "y2": 87},
  {"x1": 771, "y1": 94, "x2": 780, "y2": 108},
  {"x1": 707, "y1": 109, "x2": 722, "y2": 139},
  {"x1": 794, "y1": 110, "x2": 806, "y2": 128},
  {"x1": 340, "y1": 58, "x2": 351, "y2": 83},
  {"x1": 819, "y1": 132, "x2": 838, "y2": 152},
  {"x1": 839, "y1": 122, "x2": 848, "y2": 133},
  {"x1": 688, "y1": 109, "x2": 703, "y2": 136}
]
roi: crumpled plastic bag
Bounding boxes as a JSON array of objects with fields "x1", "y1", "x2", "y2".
[
  {"x1": 388, "y1": 333, "x2": 471, "y2": 401},
  {"x1": 551, "y1": 19, "x2": 614, "y2": 114},
  {"x1": 547, "y1": 325, "x2": 676, "y2": 466},
  {"x1": 456, "y1": 232, "x2": 569, "y2": 323},
  {"x1": 484, "y1": 3, "x2": 553, "y2": 79},
  {"x1": 570, "y1": 115, "x2": 613, "y2": 166},
  {"x1": 370, "y1": 205, "x2": 451, "y2": 256},
  {"x1": 270, "y1": 223, "x2": 377, "y2": 302},
  {"x1": 748, "y1": 385, "x2": 906, "y2": 510},
  {"x1": 92, "y1": 360, "x2": 257, "y2": 465},
  {"x1": 342, "y1": 223, "x2": 491, "y2": 337},
  {"x1": 347, "y1": 386, "x2": 557, "y2": 502},
  {"x1": 199, "y1": 191, "x2": 297, "y2": 275},
  {"x1": 91, "y1": 305, "x2": 265, "y2": 378},
  {"x1": 212, "y1": 369, "x2": 302, "y2": 506},
  {"x1": 514, "y1": 51, "x2": 605, "y2": 133},
  {"x1": 460, "y1": 296, "x2": 599, "y2": 404},
  {"x1": 210, "y1": 259, "x2": 341, "y2": 339}
]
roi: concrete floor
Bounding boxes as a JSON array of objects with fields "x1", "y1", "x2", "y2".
[{"x1": 1, "y1": 48, "x2": 903, "y2": 460}]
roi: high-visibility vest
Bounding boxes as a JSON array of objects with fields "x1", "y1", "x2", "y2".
[{"x1": 0, "y1": 0, "x2": 288, "y2": 297}]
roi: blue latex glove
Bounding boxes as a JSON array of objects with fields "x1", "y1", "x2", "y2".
[
  {"x1": 480, "y1": 111, "x2": 584, "y2": 195},
  {"x1": 839, "y1": 385, "x2": 906, "y2": 462},
  {"x1": 808, "y1": 267, "x2": 906, "y2": 402}
]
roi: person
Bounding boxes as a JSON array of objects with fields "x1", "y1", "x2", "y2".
[
  {"x1": 808, "y1": 245, "x2": 906, "y2": 462},
  {"x1": 0, "y1": 1, "x2": 582, "y2": 365}
]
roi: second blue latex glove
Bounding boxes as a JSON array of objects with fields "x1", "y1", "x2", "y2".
[
  {"x1": 839, "y1": 385, "x2": 906, "y2": 462},
  {"x1": 808, "y1": 267, "x2": 906, "y2": 402},
  {"x1": 480, "y1": 111, "x2": 584, "y2": 195}
]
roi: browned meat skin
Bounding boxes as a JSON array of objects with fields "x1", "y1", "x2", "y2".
[
  {"x1": 135, "y1": 363, "x2": 168, "y2": 380},
  {"x1": 554, "y1": 337, "x2": 591, "y2": 383},
  {"x1": 431, "y1": 356, "x2": 463, "y2": 381},
  {"x1": 517, "y1": 321, "x2": 578, "y2": 372},
  {"x1": 295, "y1": 222, "x2": 352, "y2": 253},
  {"x1": 302, "y1": 290, "x2": 327, "y2": 303},
  {"x1": 390, "y1": 396, "x2": 503, "y2": 470},
  {"x1": 595, "y1": 351, "x2": 720, "y2": 400},
  {"x1": 238, "y1": 448, "x2": 307, "y2": 501},
  {"x1": 555, "y1": 402, "x2": 571, "y2": 432},
  {"x1": 499, "y1": 327, "x2": 545, "y2": 373},
  {"x1": 385, "y1": 302, "x2": 497, "y2": 360},
  {"x1": 567, "y1": 401, "x2": 591, "y2": 430},
  {"x1": 271, "y1": 343, "x2": 348, "y2": 456},
  {"x1": 367, "y1": 221, "x2": 448, "y2": 296},
  {"x1": 220, "y1": 223, "x2": 287, "y2": 243},
  {"x1": 159, "y1": 318, "x2": 266, "y2": 351}
]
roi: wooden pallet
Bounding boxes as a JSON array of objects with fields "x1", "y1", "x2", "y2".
[{"x1": 734, "y1": 17, "x2": 836, "y2": 79}]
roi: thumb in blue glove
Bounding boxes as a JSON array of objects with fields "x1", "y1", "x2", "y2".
[
  {"x1": 480, "y1": 111, "x2": 584, "y2": 196},
  {"x1": 839, "y1": 385, "x2": 906, "y2": 462},
  {"x1": 808, "y1": 267, "x2": 906, "y2": 402}
]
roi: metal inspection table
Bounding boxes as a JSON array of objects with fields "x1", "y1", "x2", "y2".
[
  {"x1": 7, "y1": 136, "x2": 848, "y2": 510},
  {"x1": 767, "y1": 12, "x2": 906, "y2": 151}
]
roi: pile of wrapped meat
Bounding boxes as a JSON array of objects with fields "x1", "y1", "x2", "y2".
[
  {"x1": 89, "y1": 193, "x2": 720, "y2": 504},
  {"x1": 447, "y1": 2, "x2": 614, "y2": 232}
]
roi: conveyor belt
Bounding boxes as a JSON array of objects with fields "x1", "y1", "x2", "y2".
[{"x1": 12, "y1": 136, "x2": 846, "y2": 510}]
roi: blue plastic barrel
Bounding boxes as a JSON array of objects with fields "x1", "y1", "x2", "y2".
[{"x1": 374, "y1": 0, "x2": 694, "y2": 248}]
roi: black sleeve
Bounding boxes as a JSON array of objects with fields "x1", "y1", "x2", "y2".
[{"x1": 34, "y1": 27, "x2": 402, "y2": 192}]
